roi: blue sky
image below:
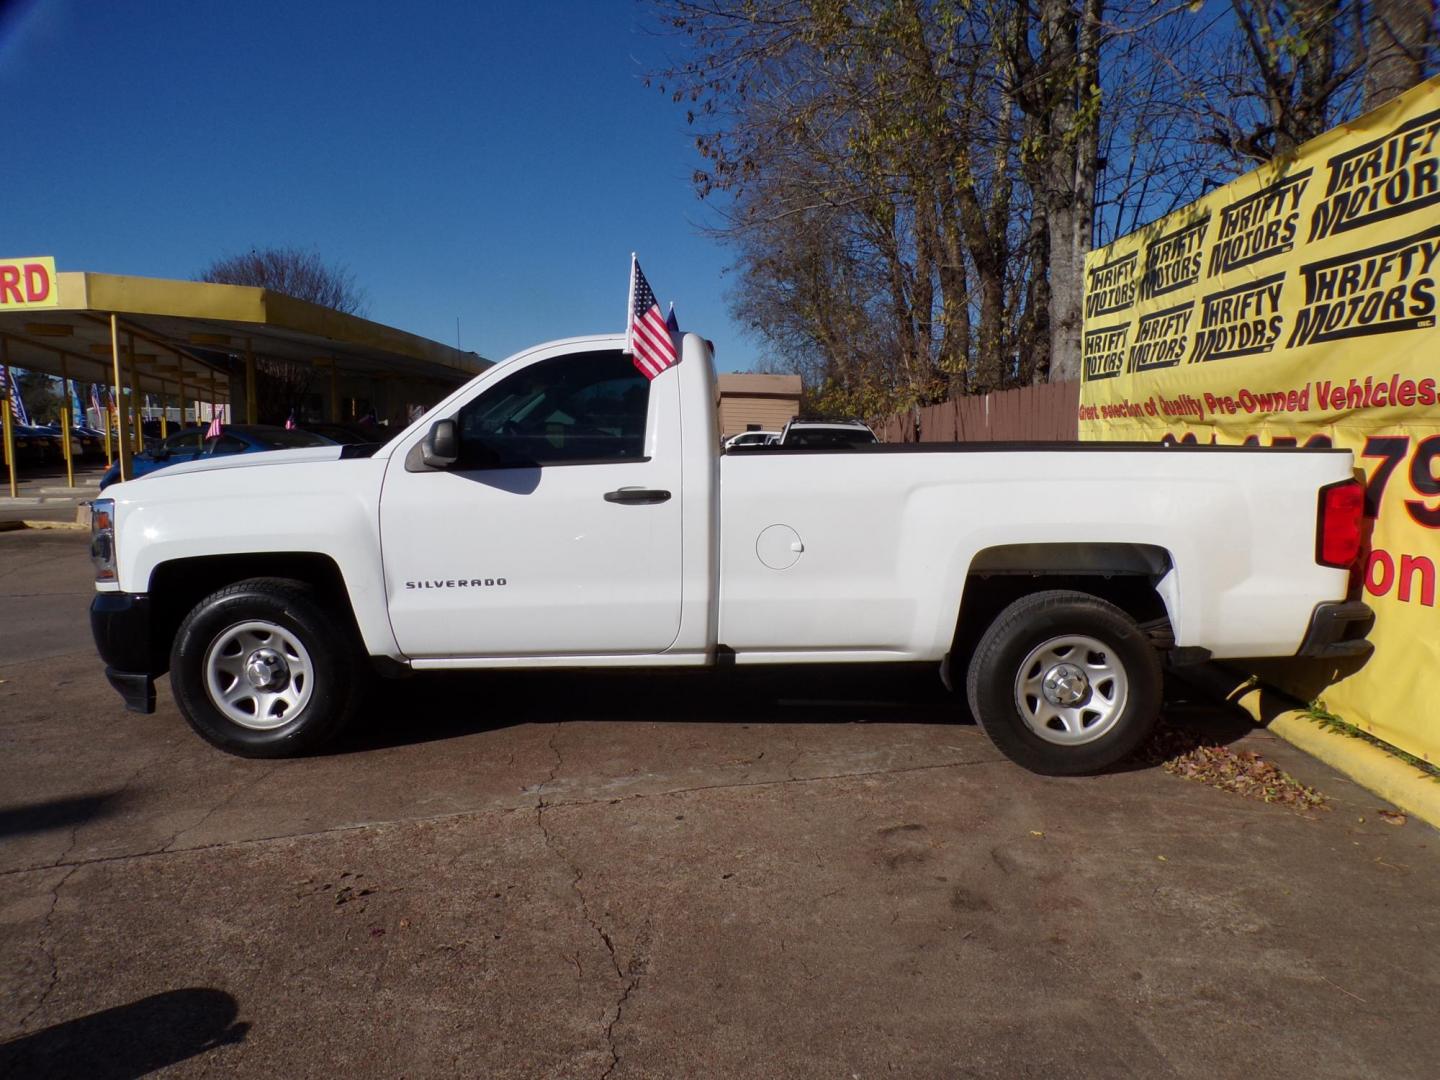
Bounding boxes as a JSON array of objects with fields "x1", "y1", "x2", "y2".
[{"x1": 0, "y1": 0, "x2": 758, "y2": 370}]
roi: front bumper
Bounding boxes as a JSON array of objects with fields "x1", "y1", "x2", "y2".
[
  {"x1": 91, "y1": 593, "x2": 157, "y2": 713},
  {"x1": 1295, "y1": 600, "x2": 1374, "y2": 660}
]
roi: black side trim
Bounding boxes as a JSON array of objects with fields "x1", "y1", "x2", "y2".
[
  {"x1": 91, "y1": 593, "x2": 155, "y2": 673},
  {"x1": 727, "y1": 440, "x2": 1352, "y2": 456},
  {"x1": 404, "y1": 439, "x2": 653, "y2": 473},
  {"x1": 1296, "y1": 601, "x2": 1375, "y2": 658},
  {"x1": 368, "y1": 655, "x2": 414, "y2": 680},
  {"x1": 105, "y1": 669, "x2": 156, "y2": 714}
]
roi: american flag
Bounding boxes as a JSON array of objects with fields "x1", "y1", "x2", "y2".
[
  {"x1": 626, "y1": 257, "x2": 679, "y2": 380},
  {"x1": 206, "y1": 408, "x2": 222, "y2": 439},
  {"x1": 1, "y1": 367, "x2": 31, "y2": 426}
]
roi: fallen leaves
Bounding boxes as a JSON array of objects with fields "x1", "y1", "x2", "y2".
[
  {"x1": 1377, "y1": 809, "x2": 1407, "y2": 826},
  {"x1": 1161, "y1": 743, "x2": 1330, "y2": 813}
]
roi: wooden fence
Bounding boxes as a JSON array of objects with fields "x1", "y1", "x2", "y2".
[{"x1": 877, "y1": 381, "x2": 1080, "y2": 443}]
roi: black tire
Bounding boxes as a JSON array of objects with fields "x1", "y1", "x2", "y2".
[
  {"x1": 965, "y1": 589, "x2": 1162, "y2": 776},
  {"x1": 169, "y1": 577, "x2": 360, "y2": 758}
]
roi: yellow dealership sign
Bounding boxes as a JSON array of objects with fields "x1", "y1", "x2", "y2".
[
  {"x1": 1080, "y1": 76, "x2": 1440, "y2": 764},
  {"x1": 0, "y1": 257, "x2": 59, "y2": 309}
]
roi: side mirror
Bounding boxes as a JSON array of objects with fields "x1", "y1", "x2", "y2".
[{"x1": 421, "y1": 418, "x2": 459, "y2": 468}]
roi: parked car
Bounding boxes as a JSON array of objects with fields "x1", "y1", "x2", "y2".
[
  {"x1": 299, "y1": 421, "x2": 384, "y2": 446},
  {"x1": 777, "y1": 418, "x2": 878, "y2": 448},
  {"x1": 723, "y1": 430, "x2": 780, "y2": 451},
  {"x1": 98, "y1": 425, "x2": 336, "y2": 490},
  {"x1": 73, "y1": 426, "x2": 108, "y2": 459},
  {"x1": 10, "y1": 425, "x2": 58, "y2": 466},
  {"x1": 33, "y1": 423, "x2": 108, "y2": 463},
  {"x1": 89, "y1": 329, "x2": 1370, "y2": 775}
]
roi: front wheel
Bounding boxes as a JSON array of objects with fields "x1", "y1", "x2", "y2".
[
  {"x1": 170, "y1": 578, "x2": 360, "y2": 757},
  {"x1": 966, "y1": 590, "x2": 1162, "y2": 775}
]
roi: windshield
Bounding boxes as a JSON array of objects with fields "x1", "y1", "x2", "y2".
[
  {"x1": 248, "y1": 429, "x2": 336, "y2": 450},
  {"x1": 784, "y1": 428, "x2": 876, "y2": 448}
]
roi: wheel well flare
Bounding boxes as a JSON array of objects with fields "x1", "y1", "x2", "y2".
[{"x1": 146, "y1": 554, "x2": 354, "y2": 675}]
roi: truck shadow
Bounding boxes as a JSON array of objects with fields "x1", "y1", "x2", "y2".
[
  {"x1": 0, "y1": 791, "x2": 125, "y2": 841},
  {"x1": 338, "y1": 665, "x2": 1254, "y2": 773},
  {"x1": 0, "y1": 988, "x2": 247, "y2": 1079},
  {"x1": 339, "y1": 663, "x2": 958, "y2": 754}
]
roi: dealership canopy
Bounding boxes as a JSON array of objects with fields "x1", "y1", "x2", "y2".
[
  {"x1": 0, "y1": 263, "x2": 488, "y2": 415},
  {"x1": 0, "y1": 261, "x2": 490, "y2": 487}
]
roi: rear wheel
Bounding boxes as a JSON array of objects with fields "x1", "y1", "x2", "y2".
[
  {"x1": 170, "y1": 578, "x2": 359, "y2": 757},
  {"x1": 966, "y1": 589, "x2": 1162, "y2": 775}
]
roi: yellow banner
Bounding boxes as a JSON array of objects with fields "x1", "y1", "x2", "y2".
[
  {"x1": 1080, "y1": 76, "x2": 1440, "y2": 764},
  {"x1": 0, "y1": 257, "x2": 58, "y2": 309}
]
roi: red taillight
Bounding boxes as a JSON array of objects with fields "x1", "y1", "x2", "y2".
[{"x1": 1316, "y1": 479, "x2": 1364, "y2": 568}]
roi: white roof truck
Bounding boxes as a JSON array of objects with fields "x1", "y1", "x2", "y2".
[{"x1": 89, "y1": 333, "x2": 1371, "y2": 774}]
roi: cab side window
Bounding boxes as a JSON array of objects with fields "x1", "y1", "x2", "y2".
[{"x1": 455, "y1": 351, "x2": 649, "y2": 468}]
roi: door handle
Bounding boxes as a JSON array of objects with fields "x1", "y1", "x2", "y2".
[{"x1": 604, "y1": 487, "x2": 672, "y2": 504}]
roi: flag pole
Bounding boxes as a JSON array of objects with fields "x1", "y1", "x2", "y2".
[{"x1": 625, "y1": 252, "x2": 637, "y2": 355}]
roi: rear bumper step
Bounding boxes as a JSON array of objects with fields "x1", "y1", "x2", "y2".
[{"x1": 1296, "y1": 600, "x2": 1374, "y2": 659}]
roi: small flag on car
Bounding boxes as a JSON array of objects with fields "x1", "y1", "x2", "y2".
[
  {"x1": 205, "y1": 409, "x2": 222, "y2": 439},
  {"x1": 285, "y1": 409, "x2": 296, "y2": 431},
  {"x1": 625, "y1": 255, "x2": 679, "y2": 380}
]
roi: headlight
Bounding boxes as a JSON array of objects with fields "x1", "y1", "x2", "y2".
[{"x1": 90, "y1": 499, "x2": 117, "y2": 583}]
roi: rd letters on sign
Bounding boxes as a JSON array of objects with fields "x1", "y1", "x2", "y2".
[{"x1": 0, "y1": 258, "x2": 58, "y2": 309}]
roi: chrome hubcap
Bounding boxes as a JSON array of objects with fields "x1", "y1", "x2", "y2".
[
  {"x1": 1014, "y1": 634, "x2": 1128, "y2": 746},
  {"x1": 1042, "y1": 662, "x2": 1088, "y2": 706},
  {"x1": 244, "y1": 648, "x2": 289, "y2": 690},
  {"x1": 204, "y1": 621, "x2": 314, "y2": 730}
]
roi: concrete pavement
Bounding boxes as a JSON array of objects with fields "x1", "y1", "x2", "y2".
[
  {"x1": 0, "y1": 462, "x2": 103, "y2": 526},
  {"x1": 2, "y1": 530, "x2": 1437, "y2": 1078}
]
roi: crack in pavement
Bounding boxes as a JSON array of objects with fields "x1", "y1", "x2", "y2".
[
  {"x1": 532, "y1": 723, "x2": 638, "y2": 1079},
  {"x1": 47, "y1": 748, "x2": 173, "y2": 869},
  {"x1": 161, "y1": 763, "x2": 282, "y2": 853},
  {"x1": 600, "y1": 975, "x2": 636, "y2": 1080},
  {"x1": 784, "y1": 730, "x2": 803, "y2": 781},
  {"x1": 0, "y1": 755, "x2": 1004, "y2": 880},
  {"x1": 15, "y1": 863, "x2": 80, "y2": 1034}
]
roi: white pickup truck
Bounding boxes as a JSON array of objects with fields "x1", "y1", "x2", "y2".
[{"x1": 89, "y1": 332, "x2": 1371, "y2": 773}]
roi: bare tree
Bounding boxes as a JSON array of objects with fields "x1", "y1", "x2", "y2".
[
  {"x1": 651, "y1": 0, "x2": 1044, "y2": 416},
  {"x1": 199, "y1": 246, "x2": 368, "y2": 316},
  {"x1": 1364, "y1": 0, "x2": 1438, "y2": 108},
  {"x1": 651, "y1": 1, "x2": 1438, "y2": 420},
  {"x1": 197, "y1": 246, "x2": 368, "y2": 423},
  {"x1": 1004, "y1": 0, "x2": 1106, "y2": 383}
]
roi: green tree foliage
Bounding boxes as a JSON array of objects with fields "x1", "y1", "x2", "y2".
[{"x1": 16, "y1": 372, "x2": 63, "y2": 425}]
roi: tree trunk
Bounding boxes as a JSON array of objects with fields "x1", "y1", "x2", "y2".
[
  {"x1": 975, "y1": 261, "x2": 1007, "y2": 392},
  {"x1": 1364, "y1": 0, "x2": 1436, "y2": 109},
  {"x1": 1040, "y1": 0, "x2": 1103, "y2": 384}
]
